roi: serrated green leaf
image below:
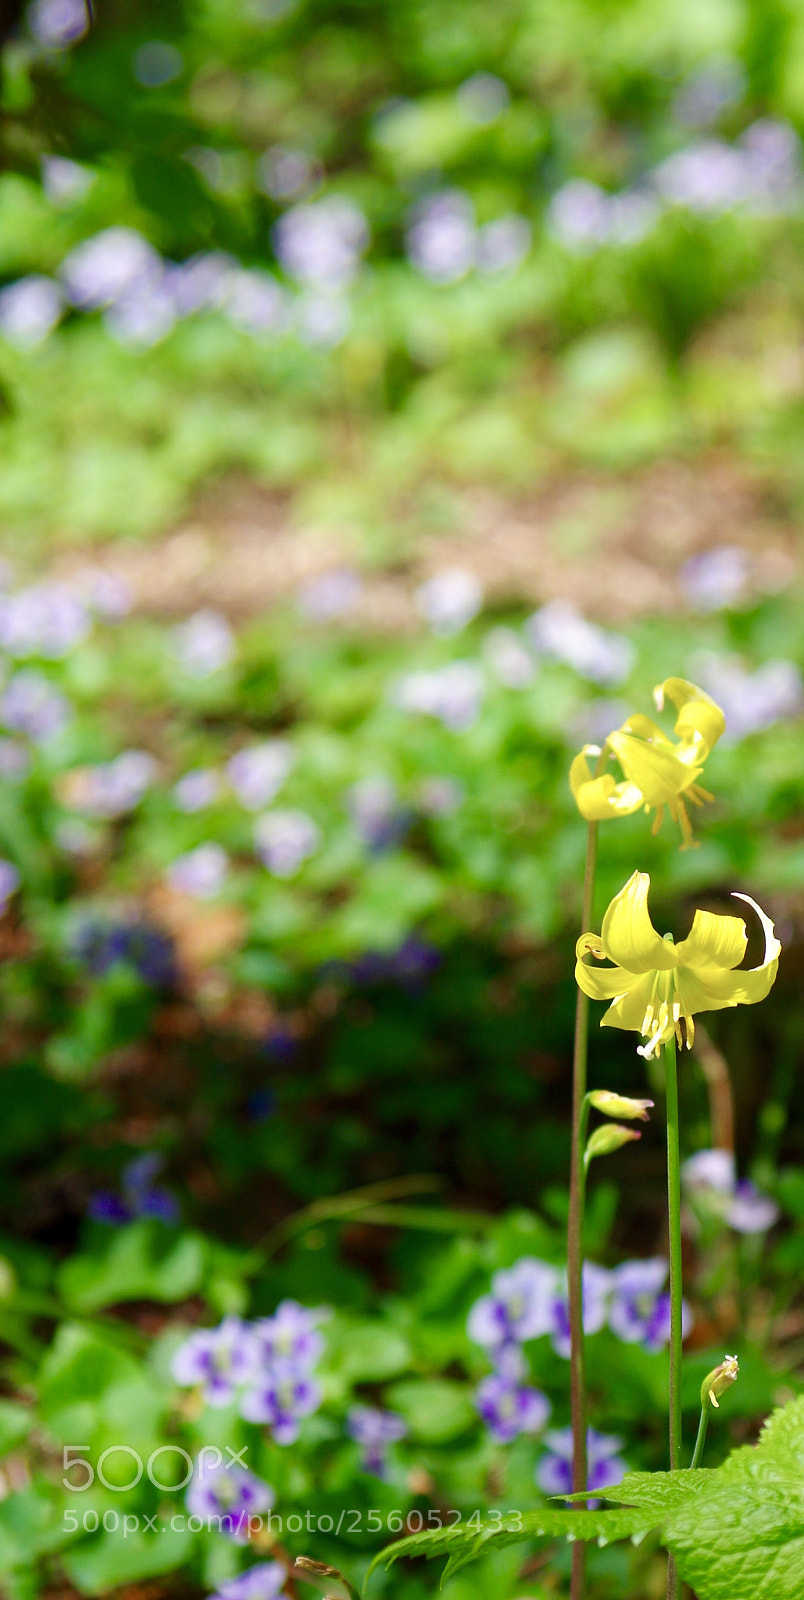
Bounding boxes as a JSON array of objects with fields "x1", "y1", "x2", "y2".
[{"x1": 367, "y1": 1504, "x2": 655, "y2": 1583}]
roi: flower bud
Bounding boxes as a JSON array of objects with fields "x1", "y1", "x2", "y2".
[
  {"x1": 584, "y1": 1123, "x2": 641, "y2": 1169},
  {"x1": 587, "y1": 1091, "x2": 654, "y2": 1122},
  {"x1": 701, "y1": 1353, "x2": 739, "y2": 1410}
]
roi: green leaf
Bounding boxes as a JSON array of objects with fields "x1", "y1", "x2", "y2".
[
  {"x1": 368, "y1": 1504, "x2": 655, "y2": 1583},
  {"x1": 62, "y1": 1520, "x2": 194, "y2": 1594},
  {"x1": 57, "y1": 1223, "x2": 205, "y2": 1312},
  {"x1": 383, "y1": 1379, "x2": 475, "y2": 1443}
]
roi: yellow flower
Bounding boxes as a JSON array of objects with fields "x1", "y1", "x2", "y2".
[
  {"x1": 569, "y1": 677, "x2": 726, "y2": 848},
  {"x1": 576, "y1": 870, "x2": 781, "y2": 1060}
]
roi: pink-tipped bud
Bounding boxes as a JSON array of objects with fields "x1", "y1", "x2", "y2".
[
  {"x1": 587, "y1": 1091, "x2": 654, "y2": 1122},
  {"x1": 584, "y1": 1123, "x2": 641, "y2": 1170}
]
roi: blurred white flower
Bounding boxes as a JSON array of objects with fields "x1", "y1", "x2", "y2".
[
  {"x1": 483, "y1": 626, "x2": 536, "y2": 688},
  {"x1": 297, "y1": 568, "x2": 361, "y2": 621},
  {"x1": 526, "y1": 601, "x2": 634, "y2": 686},
  {"x1": 66, "y1": 751, "x2": 158, "y2": 818},
  {"x1": 41, "y1": 155, "x2": 96, "y2": 208},
  {"x1": 395, "y1": 661, "x2": 483, "y2": 731},
  {"x1": 0, "y1": 277, "x2": 63, "y2": 348},
  {"x1": 475, "y1": 215, "x2": 531, "y2": 275},
  {"x1": 227, "y1": 741, "x2": 294, "y2": 810},
  {"x1": 172, "y1": 769, "x2": 221, "y2": 813},
  {"x1": 167, "y1": 842, "x2": 229, "y2": 899},
  {"x1": 407, "y1": 190, "x2": 476, "y2": 284},
  {"x1": 105, "y1": 276, "x2": 177, "y2": 348},
  {"x1": 224, "y1": 269, "x2": 290, "y2": 335},
  {"x1": 61, "y1": 228, "x2": 163, "y2": 310},
  {"x1": 417, "y1": 776, "x2": 463, "y2": 816},
  {"x1": 173, "y1": 611, "x2": 236, "y2": 677},
  {"x1": 415, "y1": 568, "x2": 483, "y2": 635},
  {"x1": 257, "y1": 146, "x2": 318, "y2": 202},
  {"x1": 691, "y1": 651, "x2": 803, "y2": 740},
  {"x1": 255, "y1": 809, "x2": 321, "y2": 876},
  {"x1": 167, "y1": 252, "x2": 237, "y2": 316},
  {"x1": 456, "y1": 72, "x2": 510, "y2": 126},
  {"x1": 681, "y1": 546, "x2": 750, "y2": 611},
  {"x1": 274, "y1": 196, "x2": 369, "y2": 288},
  {"x1": 28, "y1": 0, "x2": 89, "y2": 48}
]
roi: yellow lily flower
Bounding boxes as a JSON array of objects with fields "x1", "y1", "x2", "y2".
[
  {"x1": 576, "y1": 870, "x2": 781, "y2": 1060},
  {"x1": 569, "y1": 677, "x2": 726, "y2": 848}
]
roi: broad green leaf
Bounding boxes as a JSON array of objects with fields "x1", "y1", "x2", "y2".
[
  {"x1": 57, "y1": 1223, "x2": 205, "y2": 1312},
  {"x1": 62, "y1": 1520, "x2": 194, "y2": 1594},
  {"x1": 384, "y1": 1379, "x2": 475, "y2": 1442}
]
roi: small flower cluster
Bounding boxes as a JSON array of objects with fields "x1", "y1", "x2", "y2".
[
  {"x1": 468, "y1": 1253, "x2": 687, "y2": 1426},
  {"x1": 682, "y1": 1149, "x2": 779, "y2": 1234},
  {"x1": 89, "y1": 1152, "x2": 179, "y2": 1226},
  {"x1": 172, "y1": 1303, "x2": 329, "y2": 1446},
  {"x1": 346, "y1": 1404, "x2": 407, "y2": 1477}
]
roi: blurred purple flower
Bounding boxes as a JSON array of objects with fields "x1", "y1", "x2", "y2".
[
  {"x1": 73, "y1": 918, "x2": 177, "y2": 987},
  {"x1": 456, "y1": 72, "x2": 510, "y2": 126},
  {"x1": 682, "y1": 1148, "x2": 779, "y2": 1233},
  {"x1": 254, "y1": 809, "x2": 320, "y2": 876},
  {"x1": 347, "y1": 1404, "x2": 407, "y2": 1476},
  {"x1": 1, "y1": 670, "x2": 71, "y2": 742},
  {"x1": 224, "y1": 269, "x2": 290, "y2": 335},
  {"x1": 226, "y1": 741, "x2": 294, "y2": 810},
  {"x1": 70, "y1": 567, "x2": 132, "y2": 620},
  {"x1": 214, "y1": 1562, "x2": 286, "y2": 1600},
  {"x1": 483, "y1": 626, "x2": 536, "y2": 688},
  {"x1": 41, "y1": 155, "x2": 96, "y2": 208},
  {"x1": 0, "y1": 859, "x2": 20, "y2": 911},
  {"x1": 60, "y1": 228, "x2": 162, "y2": 310},
  {"x1": 407, "y1": 190, "x2": 476, "y2": 284},
  {"x1": 0, "y1": 277, "x2": 64, "y2": 348},
  {"x1": 395, "y1": 661, "x2": 483, "y2": 731},
  {"x1": 682, "y1": 547, "x2": 750, "y2": 612},
  {"x1": 249, "y1": 1301, "x2": 328, "y2": 1369},
  {"x1": 475, "y1": 1366, "x2": 551, "y2": 1444},
  {"x1": 417, "y1": 776, "x2": 463, "y2": 816},
  {"x1": 257, "y1": 145, "x2": 318, "y2": 203},
  {"x1": 297, "y1": 291, "x2": 351, "y2": 348},
  {"x1": 173, "y1": 1317, "x2": 256, "y2": 1406},
  {"x1": 0, "y1": 583, "x2": 89, "y2": 657},
  {"x1": 167, "y1": 252, "x2": 236, "y2": 316},
  {"x1": 691, "y1": 651, "x2": 803, "y2": 740},
  {"x1": 549, "y1": 1263, "x2": 611, "y2": 1358},
  {"x1": 476, "y1": 216, "x2": 531, "y2": 275},
  {"x1": 167, "y1": 842, "x2": 229, "y2": 900},
  {"x1": 0, "y1": 739, "x2": 31, "y2": 780},
  {"x1": 526, "y1": 601, "x2": 634, "y2": 686},
  {"x1": 68, "y1": 750, "x2": 157, "y2": 818},
  {"x1": 536, "y1": 1426, "x2": 628, "y2": 1502},
  {"x1": 347, "y1": 776, "x2": 408, "y2": 850},
  {"x1": 28, "y1": 0, "x2": 89, "y2": 48},
  {"x1": 652, "y1": 139, "x2": 749, "y2": 213},
  {"x1": 298, "y1": 568, "x2": 361, "y2": 621},
  {"x1": 186, "y1": 1460, "x2": 274, "y2": 1541},
  {"x1": 673, "y1": 58, "x2": 745, "y2": 130},
  {"x1": 415, "y1": 568, "x2": 483, "y2": 635},
  {"x1": 105, "y1": 276, "x2": 177, "y2": 349},
  {"x1": 172, "y1": 768, "x2": 221, "y2": 812},
  {"x1": 274, "y1": 196, "x2": 369, "y2": 288},
  {"x1": 240, "y1": 1363, "x2": 321, "y2": 1444},
  {"x1": 547, "y1": 181, "x2": 612, "y2": 253},
  {"x1": 468, "y1": 1258, "x2": 558, "y2": 1352},
  {"x1": 89, "y1": 1152, "x2": 179, "y2": 1228},
  {"x1": 727, "y1": 1180, "x2": 780, "y2": 1234},
  {"x1": 608, "y1": 1259, "x2": 676, "y2": 1351},
  {"x1": 173, "y1": 610, "x2": 235, "y2": 677}
]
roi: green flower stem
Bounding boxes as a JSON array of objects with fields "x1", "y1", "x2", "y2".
[
  {"x1": 568, "y1": 818, "x2": 599, "y2": 1600},
  {"x1": 689, "y1": 1406, "x2": 710, "y2": 1470},
  {"x1": 664, "y1": 1028, "x2": 683, "y2": 1600}
]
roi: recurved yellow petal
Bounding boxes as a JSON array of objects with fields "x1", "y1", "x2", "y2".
[
  {"x1": 601, "y1": 870, "x2": 676, "y2": 974},
  {"x1": 673, "y1": 908, "x2": 747, "y2": 972},
  {"x1": 569, "y1": 750, "x2": 643, "y2": 820},
  {"x1": 654, "y1": 677, "x2": 726, "y2": 755},
  {"x1": 574, "y1": 952, "x2": 634, "y2": 1002}
]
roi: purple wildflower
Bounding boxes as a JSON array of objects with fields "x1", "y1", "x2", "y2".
[
  {"x1": 70, "y1": 567, "x2": 132, "y2": 620},
  {"x1": 273, "y1": 197, "x2": 369, "y2": 289},
  {"x1": 226, "y1": 742, "x2": 294, "y2": 810},
  {"x1": 1, "y1": 671, "x2": 72, "y2": 742},
  {"x1": 415, "y1": 569, "x2": 483, "y2": 636},
  {"x1": 223, "y1": 269, "x2": 290, "y2": 336},
  {"x1": 407, "y1": 190, "x2": 476, "y2": 284},
  {"x1": 172, "y1": 1318, "x2": 257, "y2": 1407},
  {"x1": 681, "y1": 546, "x2": 750, "y2": 611},
  {"x1": 347, "y1": 1405, "x2": 407, "y2": 1476},
  {"x1": 475, "y1": 1366, "x2": 551, "y2": 1445},
  {"x1": 105, "y1": 277, "x2": 177, "y2": 349},
  {"x1": 173, "y1": 610, "x2": 235, "y2": 677},
  {"x1": 214, "y1": 1562, "x2": 286, "y2": 1600},
  {"x1": 249, "y1": 1301, "x2": 328, "y2": 1369},
  {"x1": 0, "y1": 584, "x2": 89, "y2": 658},
  {"x1": 526, "y1": 601, "x2": 634, "y2": 687},
  {"x1": 456, "y1": 72, "x2": 510, "y2": 125},
  {"x1": 172, "y1": 768, "x2": 221, "y2": 812},
  {"x1": 68, "y1": 750, "x2": 157, "y2": 818},
  {"x1": 41, "y1": 155, "x2": 96, "y2": 208},
  {"x1": 60, "y1": 228, "x2": 162, "y2": 310},
  {"x1": 254, "y1": 810, "x2": 320, "y2": 877},
  {"x1": 0, "y1": 859, "x2": 20, "y2": 911},
  {"x1": 89, "y1": 1152, "x2": 179, "y2": 1228},
  {"x1": 476, "y1": 216, "x2": 531, "y2": 275},
  {"x1": 167, "y1": 842, "x2": 229, "y2": 899},
  {"x1": 608, "y1": 1259, "x2": 674, "y2": 1351},
  {"x1": 549, "y1": 1264, "x2": 611, "y2": 1359},
  {"x1": 240, "y1": 1363, "x2": 321, "y2": 1445},
  {"x1": 0, "y1": 277, "x2": 63, "y2": 348},
  {"x1": 727, "y1": 1180, "x2": 780, "y2": 1235},
  {"x1": 28, "y1": 0, "x2": 89, "y2": 48},
  {"x1": 417, "y1": 776, "x2": 463, "y2": 816},
  {"x1": 347, "y1": 776, "x2": 408, "y2": 850},
  {"x1": 394, "y1": 662, "x2": 483, "y2": 731},
  {"x1": 536, "y1": 1426, "x2": 628, "y2": 1502},
  {"x1": 483, "y1": 626, "x2": 536, "y2": 688},
  {"x1": 257, "y1": 145, "x2": 318, "y2": 203},
  {"x1": 185, "y1": 1461, "x2": 273, "y2": 1542},
  {"x1": 297, "y1": 568, "x2": 361, "y2": 621},
  {"x1": 468, "y1": 1258, "x2": 558, "y2": 1352},
  {"x1": 682, "y1": 1148, "x2": 779, "y2": 1234}
]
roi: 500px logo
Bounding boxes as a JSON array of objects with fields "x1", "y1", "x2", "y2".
[{"x1": 62, "y1": 1444, "x2": 248, "y2": 1492}]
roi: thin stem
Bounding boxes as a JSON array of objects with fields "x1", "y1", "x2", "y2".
[
  {"x1": 568, "y1": 818, "x2": 599, "y2": 1600},
  {"x1": 689, "y1": 1407, "x2": 709, "y2": 1470},
  {"x1": 664, "y1": 1030, "x2": 683, "y2": 1600}
]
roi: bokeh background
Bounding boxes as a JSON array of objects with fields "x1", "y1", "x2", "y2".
[{"x1": 0, "y1": 2, "x2": 802, "y2": 1598}]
